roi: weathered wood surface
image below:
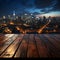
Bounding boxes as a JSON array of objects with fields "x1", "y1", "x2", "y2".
[{"x1": 0, "y1": 34, "x2": 60, "y2": 58}]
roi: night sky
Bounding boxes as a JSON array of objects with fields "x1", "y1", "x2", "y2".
[{"x1": 0, "y1": 0, "x2": 60, "y2": 17}]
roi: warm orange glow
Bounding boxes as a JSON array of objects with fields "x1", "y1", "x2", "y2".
[
  {"x1": 53, "y1": 29, "x2": 56, "y2": 32},
  {"x1": 4, "y1": 28, "x2": 12, "y2": 33},
  {"x1": 2, "y1": 24, "x2": 7, "y2": 26},
  {"x1": 23, "y1": 24, "x2": 30, "y2": 27},
  {"x1": 37, "y1": 20, "x2": 51, "y2": 33},
  {"x1": 16, "y1": 26, "x2": 20, "y2": 30},
  {"x1": 10, "y1": 22, "x2": 14, "y2": 25}
]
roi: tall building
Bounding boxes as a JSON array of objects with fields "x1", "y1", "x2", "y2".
[
  {"x1": 3, "y1": 16, "x2": 6, "y2": 19},
  {"x1": 8, "y1": 15, "x2": 11, "y2": 19},
  {"x1": 13, "y1": 11, "x2": 16, "y2": 20},
  {"x1": 13, "y1": 11, "x2": 16, "y2": 16}
]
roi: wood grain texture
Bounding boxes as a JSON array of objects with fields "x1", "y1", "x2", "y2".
[{"x1": 0, "y1": 34, "x2": 60, "y2": 58}]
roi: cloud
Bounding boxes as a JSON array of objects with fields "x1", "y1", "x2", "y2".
[
  {"x1": 0, "y1": 0, "x2": 60, "y2": 16},
  {"x1": 34, "y1": 0, "x2": 58, "y2": 13},
  {"x1": 23, "y1": 0, "x2": 59, "y2": 14},
  {"x1": 34, "y1": 0, "x2": 52, "y2": 8},
  {"x1": 52, "y1": 0, "x2": 60, "y2": 11}
]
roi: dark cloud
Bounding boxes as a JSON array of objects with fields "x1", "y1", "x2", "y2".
[
  {"x1": 0, "y1": 0, "x2": 60, "y2": 16},
  {"x1": 52, "y1": 0, "x2": 60, "y2": 11},
  {"x1": 34, "y1": 0, "x2": 58, "y2": 13},
  {"x1": 34, "y1": 0, "x2": 53, "y2": 8}
]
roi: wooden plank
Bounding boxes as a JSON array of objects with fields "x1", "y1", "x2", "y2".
[
  {"x1": 0, "y1": 35, "x2": 18, "y2": 55},
  {"x1": 38, "y1": 34, "x2": 56, "y2": 57},
  {"x1": 50, "y1": 35, "x2": 60, "y2": 46},
  {"x1": 54, "y1": 34, "x2": 60, "y2": 38},
  {"x1": 54, "y1": 35, "x2": 60, "y2": 40},
  {"x1": 0, "y1": 34, "x2": 60, "y2": 58},
  {"x1": 27, "y1": 34, "x2": 39, "y2": 58},
  {"x1": 14, "y1": 34, "x2": 29, "y2": 58},
  {"x1": 34, "y1": 34, "x2": 48, "y2": 57},
  {"x1": 0, "y1": 34, "x2": 24, "y2": 58},
  {"x1": 44, "y1": 35, "x2": 60, "y2": 57},
  {"x1": 45, "y1": 34, "x2": 60, "y2": 49}
]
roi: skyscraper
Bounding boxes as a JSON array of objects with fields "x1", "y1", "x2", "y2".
[
  {"x1": 13, "y1": 11, "x2": 16, "y2": 20},
  {"x1": 13, "y1": 11, "x2": 16, "y2": 16}
]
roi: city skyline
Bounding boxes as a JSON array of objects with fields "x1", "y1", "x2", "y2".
[{"x1": 0, "y1": 0, "x2": 60, "y2": 17}]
